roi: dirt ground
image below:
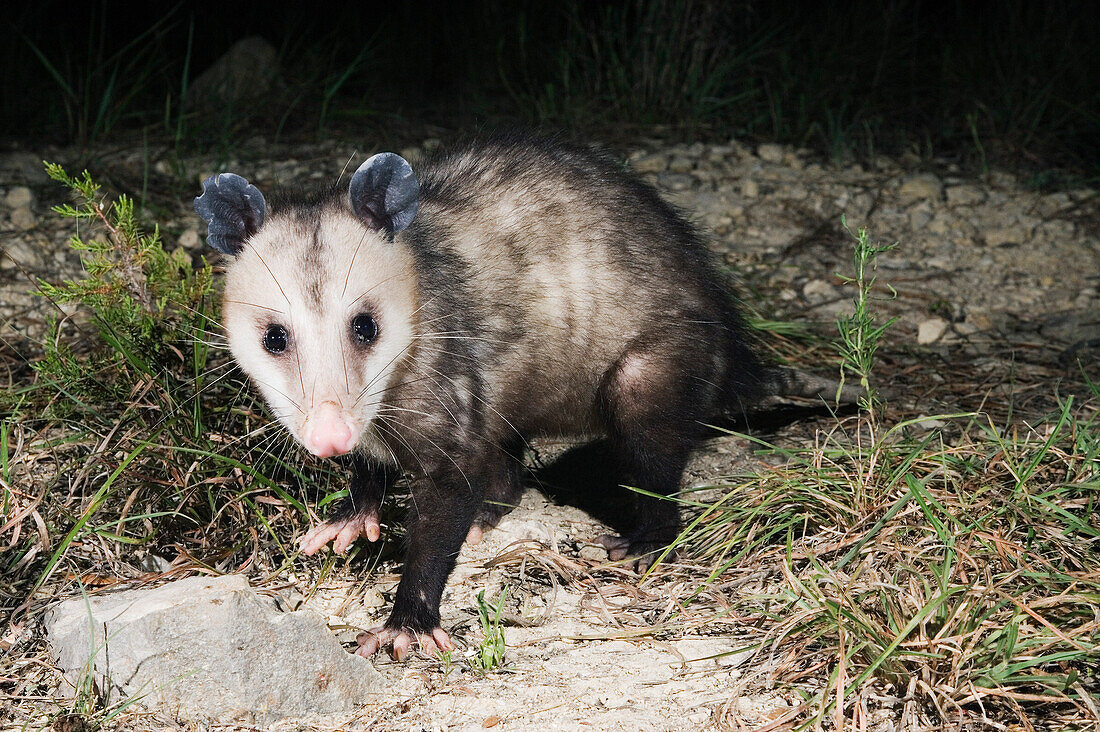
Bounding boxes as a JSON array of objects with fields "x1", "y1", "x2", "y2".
[{"x1": 1, "y1": 134, "x2": 1097, "y2": 730}]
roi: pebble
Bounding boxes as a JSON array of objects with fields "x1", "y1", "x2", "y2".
[
  {"x1": 9, "y1": 206, "x2": 36, "y2": 230},
  {"x1": 945, "y1": 184, "x2": 985, "y2": 206},
  {"x1": 917, "y1": 317, "x2": 948, "y2": 344},
  {"x1": 667, "y1": 155, "x2": 694, "y2": 173},
  {"x1": 630, "y1": 151, "x2": 668, "y2": 174},
  {"x1": 898, "y1": 173, "x2": 944, "y2": 202},
  {"x1": 657, "y1": 172, "x2": 693, "y2": 191},
  {"x1": 2, "y1": 238, "x2": 42, "y2": 268},
  {"x1": 757, "y1": 143, "x2": 784, "y2": 163},
  {"x1": 578, "y1": 544, "x2": 607, "y2": 562},
  {"x1": 909, "y1": 206, "x2": 932, "y2": 230},
  {"x1": 5, "y1": 186, "x2": 33, "y2": 208},
  {"x1": 802, "y1": 278, "x2": 840, "y2": 302},
  {"x1": 741, "y1": 179, "x2": 759, "y2": 198},
  {"x1": 178, "y1": 229, "x2": 200, "y2": 250},
  {"x1": 983, "y1": 227, "x2": 1025, "y2": 247}
]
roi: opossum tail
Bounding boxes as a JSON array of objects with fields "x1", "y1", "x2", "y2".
[
  {"x1": 755, "y1": 366, "x2": 865, "y2": 405},
  {"x1": 723, "y1": 326, "x2": 864, "y2": 414}
]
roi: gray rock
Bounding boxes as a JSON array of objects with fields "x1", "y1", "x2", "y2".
[
  {"x1": 9, "y1": 206, "x2": 36, "y2": 230},
  {"x1": 667, "y1": 156, "x2": 694, "y2": 173},
  {"x1": 0, "y1": 152, "x2": 49, "y2": 183},
  {"x1": 741, "y1": 179, "x2": 759, "y2": 198},
  {"x1": 630, "y1": 151, "x2": 668, "y2": 174},
  {"x1": 983, "y1": 227, "x2": 1025, "y2": 247},
  {"x1": 45, "y1": 575, "x2": 384, "y2": 723},
  {"x1": 909, "y1": 206, "x2": 932, "y2": 231},
  {"x1": 657, "y1": 172, "x2": 693, "y2": 191},
  {"x1": 5, "y1": 186, "x2": 33, "y2": 208},
  {"x1": 899, "y1": 173, "x2": 944, "y2": 202},
  {"x1": 178, "y1": 229, "x2": 200, "y2": 250},
  {"x1": 757, "y1": 143, "x2": 784, "y2": 163},
  {"x1": 3, "y1": 237, "x2": 43, "y2": 267},
  {"x1": 917, "y1": 318, "x2": 948, "y2": 344},
  {"x1": 802, "y1": 278, "x2": 840, "y2": 303},
  {"x1": 188, "y1": 37, "x2": 281, "y2": 111},
  {"x1": 945, "y1": 185, "x2": 985, "y2": 206}
]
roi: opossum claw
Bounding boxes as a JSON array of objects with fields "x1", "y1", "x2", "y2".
[
  {"x1": 356, "y1": 626, "x2": 453, "y2": 660},
  {"x1": 298, "y1": 512, "x2": 380, "y2": 555}
]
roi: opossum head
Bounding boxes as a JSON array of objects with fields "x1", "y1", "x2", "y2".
[{"x1": 195, "y1": 153, "x2": 420, "y2": 458}]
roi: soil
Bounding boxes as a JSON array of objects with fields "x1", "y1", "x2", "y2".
[{"x1": 1, "y1": 133, "x2": 1096, "y2": 730}]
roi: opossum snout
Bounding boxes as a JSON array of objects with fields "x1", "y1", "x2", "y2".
[{"x1": 302, "y1": 402, "x2": 358, "y2": 458}]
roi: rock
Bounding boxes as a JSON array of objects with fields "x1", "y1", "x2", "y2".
[
  {"x1": 802, "y1": 278, "x2": 840, "y2": 303},
  {"x1": 898, "y1": 173, "x2": 944, "y2": 202},
  {"x1": 912, "y1": 416, "x2": 947, "y2": 431},
  {"x1": 667, "y1": 156, "x2": 694, "y2": 173},
  {"x1": 2, "y1": 237, "x2": 42, "y2": 268},
  {"x1": 655, "y1": 172, "x2": 692, "y2": 191},
  {"x1": 925, "y1": 213, "x2": 956, "y2": 235},
  {"x1": 945, "y1": 185, "x2": 985, "y2": 206},
  {"x1": 983, "y1": 227, "x2": 1025, "y2": 247},
  {"x1": 178, "y1": 229, "x2": 200, "y2": 250},
  {"x1": 9, "y1": 206, "x2": 36, "y2": 230},
  {"x1": 757, "y1": 143, "x2": 784, "y2": 163},
  {"x1": 741, "y1": 179, "x2": 759, "y2": 198},
  {"x1": 578, "y1": 544, "x2": 607, "y2": 562},
  {"x1": 917, "y1": 317, "x2": 948, "y2": 344},
  {"x1": 909, "y1": 206, "x2": 932, "y2": 230},
  {"x1": 188, "y1": 37, "x2": 282, "y2": 112},
  {"x1": 0, "y1": 152, "x2": 49, "y2": 183},
  {"x1": 630, "y1": 151, "x2": 668, "y2": 174},
  {"x1": 4, "y1": 186, "x2": 33, "y2": 208},
  {"x1": 44, "y1": 575, "x2": 384, "y2": 723}
]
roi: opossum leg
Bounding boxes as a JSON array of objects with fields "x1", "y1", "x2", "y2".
[
  {"x1": 466, "y1": 438, "x2": 526, "y2": 545},
  {"x1": 357, "y1": 459, "x2": 481, "y2": 659},
  {"x1": 596, "y1": 338, "x2": 714, "y2": 572},
  {"x1": 298, "y1": 456, "x2": 395, "y2": 555}
]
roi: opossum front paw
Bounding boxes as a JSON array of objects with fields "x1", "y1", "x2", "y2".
[
  {"x1": 596, "y1": 534, "x2": 677, "y2": 573},
  {"x1": 355, "y1": 625, "x2": 453, "y2": 661},
  {"x1": 298, "y1": 512, "x2": 380, "y2": 555}
]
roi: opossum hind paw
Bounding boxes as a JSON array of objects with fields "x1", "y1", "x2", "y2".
[
  {"x1": 356, "y1": 625, "x2": 453, "y2": 661},
  {"x1": 597, "y1": 533, "x2": 678, "y2": 573}
]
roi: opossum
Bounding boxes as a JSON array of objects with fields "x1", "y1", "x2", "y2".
[{"x1": 194, "y1": 135, "x2": 852, "y2": 660}]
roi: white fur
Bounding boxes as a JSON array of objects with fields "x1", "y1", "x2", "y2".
[{"x1": 222, "y1": 210, "x2": 418, "y2": 463}]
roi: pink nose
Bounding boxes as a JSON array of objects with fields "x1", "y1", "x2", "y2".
[{"x1": 302, "y1": 402, "x2": 357, "y2": 457}]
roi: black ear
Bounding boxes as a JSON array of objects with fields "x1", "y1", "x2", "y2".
[
  {"x1": 349, "y1": 153, "x2": 419, "y2": 234},
  {"x1": 193, "y1": 173, "x2": 266, "y2": 256}
]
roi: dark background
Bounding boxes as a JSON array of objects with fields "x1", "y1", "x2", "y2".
[{"x1": 5, "y1": 0, "x2": 1099, "y2": 178}]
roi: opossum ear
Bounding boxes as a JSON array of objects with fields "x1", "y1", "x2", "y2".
[
  {"x1": 349, "y1": 153, "x2": 419, "y2": 234},
  {"x1": 193, "y1": 173, "x2": 266, "y2": 257}
]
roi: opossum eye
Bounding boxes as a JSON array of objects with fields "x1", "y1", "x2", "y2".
[
  {"x1": 351, "y1": 314, "x2": 378, "y2": 345},
  {"x1": 263, "y1": 324, "x2": 289, "y2": 354}
]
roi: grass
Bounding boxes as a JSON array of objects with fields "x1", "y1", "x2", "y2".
[
  {"x1": 467, "y1": 589, "x2": 508, "y2": 674},
  {"x1": 4, "y1": 2, "x2": 1097, "y2": 179},
  {"x1": 655, "y1": 229, "x2": 1100, "y2": 728}
]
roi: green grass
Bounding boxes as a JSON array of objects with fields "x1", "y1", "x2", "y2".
[{"x1": 468, "y1": 588, "x2": 508, "y2": 674}]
